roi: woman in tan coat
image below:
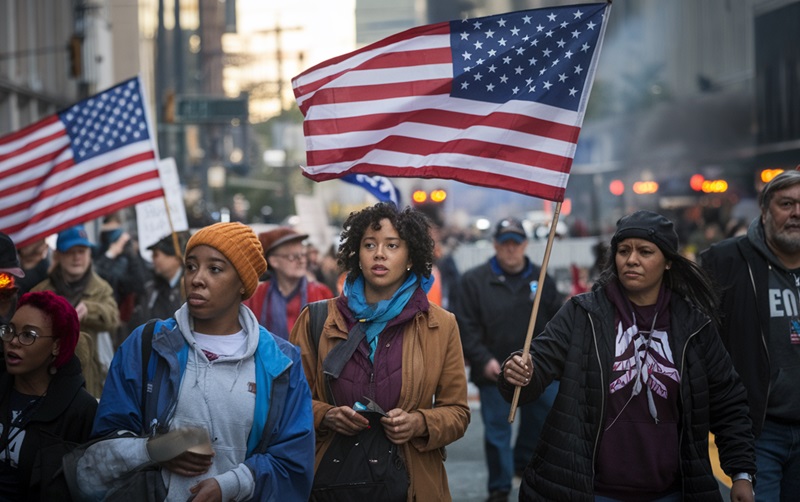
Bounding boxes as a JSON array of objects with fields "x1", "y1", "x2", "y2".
[{"x1": 290, "y1": 202, "x2": 470, "y2": 502}]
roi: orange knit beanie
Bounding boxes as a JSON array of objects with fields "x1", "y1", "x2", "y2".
[{"x1": 185, "y1": 222, "x2": 266, "y2": 299}]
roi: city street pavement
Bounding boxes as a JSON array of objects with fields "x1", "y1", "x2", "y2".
[
  {"x1": 444, "y1": 382, "x2": 730, "y2": 501},
  {"x1": 446, "y1": 383, "x2": 520, "y2": 502}
]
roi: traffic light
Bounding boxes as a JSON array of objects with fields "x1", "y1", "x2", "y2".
[
  {"x1": 609, "y1": 179, "x2": 624, "y2": 196},
  {"x1": 411, "y1": 188, "x2": 447, "y2": 205},
  {"x1": 760, "y1": 168, "x2": 784, "y2": 183},
  {"x1": 701, "y1": 179, "x2": 728, "y2": 193},
  {"x1": 69, "y1": 35, "x2": 83, "y2": 78},
  {"x1": 410, "y1": 188, "x2": 447, "y2": 226},
  {"x1": 632, "y1": 181, "x2": 659, "y2": 195},
  {"x1": 690, "y1": 174, "x2": 705, "y2": 191},
  {"x1": 430, "y1": 189, "x2": 447, "y2": 203}
]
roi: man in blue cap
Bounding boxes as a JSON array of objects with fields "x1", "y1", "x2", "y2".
[
  {"x1": 455, "y1": 217, "x2": 565, "y2": 502},
  {"x1": 31, "y1": 224, "x2": 119, "y2": 397}
]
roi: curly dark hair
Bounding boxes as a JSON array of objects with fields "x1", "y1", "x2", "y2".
[{"x1": 337, "y1": 202, "x2": 435, "y2": 283}]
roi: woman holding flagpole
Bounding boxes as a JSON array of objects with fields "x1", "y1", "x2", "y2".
[{"x1": 499, "y1": 210, "x2": 756, "y2": 501}]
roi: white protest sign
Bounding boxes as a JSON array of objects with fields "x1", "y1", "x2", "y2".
[
  {"x1": 136, "y1": 158, "x2": 189, "y2": 259},
  {"x1": 294, "y1": 194, "x2": 332, "y2": 251}
]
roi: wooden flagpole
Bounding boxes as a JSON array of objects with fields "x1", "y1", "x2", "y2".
[
  {"x1": 163, "y1": 199, "x2": 181, "y2": 260},
  {"x1": 508, "y1": 201, "x2": 562, "y2": 423},
  {"x1": 161, "y1": 195, "x2": 186, "y2": 302}
]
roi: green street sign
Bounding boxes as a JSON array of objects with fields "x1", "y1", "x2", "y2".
[{"x1": 175, "y1": 95, "x2": 248, "y2": 123}]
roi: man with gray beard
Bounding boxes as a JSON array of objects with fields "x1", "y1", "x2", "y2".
[{"x1": 700, "y1": 169, "x2": 800, "y2": 501}]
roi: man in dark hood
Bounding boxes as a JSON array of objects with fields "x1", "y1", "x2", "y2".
[{"x1": 700, "y1": 169, "x2": 800, "y2": 499}]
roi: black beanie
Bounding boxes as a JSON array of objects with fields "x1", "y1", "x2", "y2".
[{"x1": 611, "y1": 210, "x2": 678, "y2": 255}]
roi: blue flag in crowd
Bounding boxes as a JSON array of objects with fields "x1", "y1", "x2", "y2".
[{"x1": 341, "y1": 174, "x2": 402, "y2": 206}]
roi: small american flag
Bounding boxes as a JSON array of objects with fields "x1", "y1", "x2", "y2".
[
  {"x1": 0, "y1": 76, "x2": 163, "y2": 248},
  {"x1": 293, "y1": 2, "x2": 610, "y2": 202}
]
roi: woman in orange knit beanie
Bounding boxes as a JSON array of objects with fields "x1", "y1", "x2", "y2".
[{"x1": 75, "y1": 222, "x2": 315, "y2": 501}]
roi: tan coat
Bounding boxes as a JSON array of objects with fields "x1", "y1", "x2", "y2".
[{"x1": 291, "y1": 298, "x2": 471, "y2": 502}]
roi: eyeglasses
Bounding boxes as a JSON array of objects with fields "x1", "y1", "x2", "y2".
[
  {"x1": 272, "y1": 253, "x2": 307, "y2": 263},
  {"x1": 0, "y1": 325, "x2": 56, "y2": 346}
]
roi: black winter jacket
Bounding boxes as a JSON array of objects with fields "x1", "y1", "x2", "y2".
[
  {"x1": 498, "y1": 288, "x2": 756, "y2": 501},
  {"x1": 0, "y1": 355, "x2": 97, "y2": 501},
  {"x1": 456, "y1": 257, "x2": 563, "y2": 385},
  {"x1": 698, "y1": 225, "x2": 771, "y2": 438}
]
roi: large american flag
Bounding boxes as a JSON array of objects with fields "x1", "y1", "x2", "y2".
[
  {"x1": 0, "y1": 76, "x2": 163, "y2": 248},
  {"x1": 293, "y1": 2, "x2": 610, "y2": 202}
]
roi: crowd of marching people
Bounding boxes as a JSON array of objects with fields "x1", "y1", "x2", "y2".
[{"x1": 1, "y1": 170, "x2": 800, "y2": 501}]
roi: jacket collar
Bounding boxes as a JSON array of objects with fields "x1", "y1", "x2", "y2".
[{"x1": 0, "y1": 355, "x2": 88, "y2": 423}]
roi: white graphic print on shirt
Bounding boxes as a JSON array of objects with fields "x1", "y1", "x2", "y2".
[
  {"x1": 769, "y1": 285, "x2": 800, "y2": 345},
  {"x1": 609, "y1": 323, "x2": 679, "y2": 399}
]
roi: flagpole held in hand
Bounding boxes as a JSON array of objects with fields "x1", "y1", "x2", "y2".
[{"x1": 508, "y1": 201, "x2": 562, "y2": 423}]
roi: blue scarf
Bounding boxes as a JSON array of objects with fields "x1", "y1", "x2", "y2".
[{"x1": 344, "y1": 272, "x2": 434, "y2": 362}]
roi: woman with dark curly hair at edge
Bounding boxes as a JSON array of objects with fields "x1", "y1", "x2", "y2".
[
  {"x1": 290, "y1": 202, "x2": 470, "y2": 502},
  {"x1": 499, "y1": 210, "x2": 757, "y2": 502},
  {"x1": 0, "y1": 291, "x2": 97, "y2": 500}
]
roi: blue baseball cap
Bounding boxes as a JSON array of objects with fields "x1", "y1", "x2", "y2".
[
  {"x1": 56, "y1": 225, "x2": 95, "y2": 252},
  {"x1": 494, "y1": 217, "x2": 527, "y2": 243}
]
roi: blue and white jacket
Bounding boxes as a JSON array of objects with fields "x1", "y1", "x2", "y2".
[{"x1": 84, "y1": 304, "x2": 314, "y2": 501}]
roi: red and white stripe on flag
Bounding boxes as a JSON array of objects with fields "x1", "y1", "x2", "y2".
[
  {"x1": 293, "y1": 2, "x2": 611, "y2": 202},
  {"x1": 0, "y1": 76, "x2": 163, "y2": 248}
]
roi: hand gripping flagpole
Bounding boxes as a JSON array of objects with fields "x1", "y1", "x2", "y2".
[{"x1": 508, "y1": 201, "x2": 562, "y2": 423}]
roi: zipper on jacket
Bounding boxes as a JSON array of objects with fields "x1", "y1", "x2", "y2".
[
  {"x1": 588, "y1": 312, "x2": 605, "y2": 486},
  {"x1": 369, "y1": 370, "x2": 376, "y2": 404},
  {"x1": 676, "y1": 318, "x2": 709, "y2": 497},
  {"x1": 751, "y1": 261, "x2": 772, "y2": 430}
]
